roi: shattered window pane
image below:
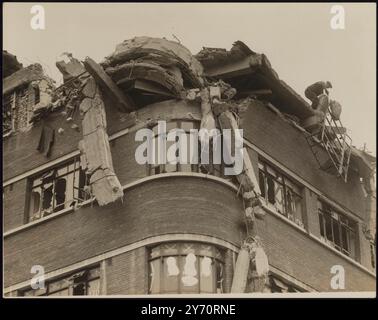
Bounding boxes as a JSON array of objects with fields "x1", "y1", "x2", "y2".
[
  {"x1": 149, "y1": 243, "x2": 224, "y2": 294},
  {"x1": 259, "y1": 170, "x2": 266, "y2": 198},
  {"x1": 319, "y1": 213, "x2": 325, "y2": 238},
  {"x1": 318, "y1": 201, "x2": 357, "y2": 259},
  {"x1": 341, "y1": 224, "x2": 349, "y2": 252},
  {"x1": 324, "y1": 212, "x2": 333, "y2": 242},
  {"x1": 200, "y1": 257, "x2": 214, "y2": 293},
  {"x1": 30, "y1": 191, "x2": 41, "y2": 221},
  {"x1": 163, "y1": 257, "x2": 180, "y2": 293},
  {"x1": 274, "y1": 181, "x2": 285, "y2": 214},
  {"x1": 149, "y1": 260, "x2": 160, "y2": 294},
  {"x1": 267, "y1": 174, "x2": 275, "y2": 204},
  {"x1": 28, "y1": 156, "x2": 87, "y2": 222},
  {"x1": 348, "y1": 230, "x2": 357, "y2": 259},
  {"x1": 182, "y1": 253, "x2": 198, "y2": 288},
  {"x1": 166, "y1": 257, "x2": 180, "y2": 276},
  {"x1": 332, "y1": 219, "x2": 341, "y2": 249},
  {"x1": 259, "y1": 160, "x2": 303, "y2": 224}
]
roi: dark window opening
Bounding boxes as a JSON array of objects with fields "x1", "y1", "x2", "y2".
[{"x1": 318, "y1": 201, "x2": 357, "y2": 260}]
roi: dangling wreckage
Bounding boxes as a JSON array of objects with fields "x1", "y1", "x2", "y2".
[{"x1": 3, "y1": 37, "x2": 375, "y2": 293}]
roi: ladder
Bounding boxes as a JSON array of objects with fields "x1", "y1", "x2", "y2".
[{"x1": 306, "y1": 105, "x2": 352, "y2": 182}]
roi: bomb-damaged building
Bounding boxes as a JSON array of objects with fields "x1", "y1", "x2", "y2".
[{"x1": 3, "y1": 37, "x2": 376, "y2": 296}]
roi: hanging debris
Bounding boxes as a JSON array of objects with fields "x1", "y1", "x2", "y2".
[
  {"x1": 78, "y1": 77, "x2": 124, "y2": 206},
  {"x1": 36, "y1": 125, "x2": 55, "y2": 157},
  {"x1": 231, "y1": 236, "x2": 269, "y2": 293}
]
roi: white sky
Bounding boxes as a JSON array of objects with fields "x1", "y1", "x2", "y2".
[{"x1": 3, "y1": 3, "x2": 376, "y2": 155}]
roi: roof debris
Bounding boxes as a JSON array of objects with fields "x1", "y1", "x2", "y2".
[
  {"x1": 102, "y1": 36, "x2": 204, "y2": 104},
  {"x1": 3, "y1": 38, "x2": 375, "y2": 207}
]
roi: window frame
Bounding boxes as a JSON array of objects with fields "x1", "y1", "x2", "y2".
[
  {"x1": 258, "y1": 160, "x2": 304, "y2": 225},
  {"x1": 318, "y1": 201, "x2": 358, "y2": 259},
  {"x1": 149, "y1": 120, "x2": 201, "y2": 175},
  {"x1": 26, "y1": 155, "x2": 89, "y2": 223},
  {"x1": 148, "y1": 242, "x2": 225, "y2": 294}
]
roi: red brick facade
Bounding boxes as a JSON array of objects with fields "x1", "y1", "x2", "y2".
[{"x1": 3, "y1": 98, "x2": 376, "y2": 295}]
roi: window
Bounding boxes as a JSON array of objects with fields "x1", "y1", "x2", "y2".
[
  {"x1": 3, "y1": 92, "x2": 14, "y2": 136},
  {"x1": 149, "y1": 120, "x2": 230, "y2": 179},
  {"x1": 149, "y1": 121, "x2": 200, "y2": 175},
  {"x1": 258, "y1": 160, "x2": 304, "y2": 226},
  {"x1": 27, "y1": 156, "x2": 89, "y2": 222},
  {"x1": 149, "y1": 242, "x2": 224, "y2": 294},
  {"x1": 318, "y1": 201, "x2": 357, "y2": 259},
  {"x1": 21, "y1": 266, "x2": 100, "y2": 296}
]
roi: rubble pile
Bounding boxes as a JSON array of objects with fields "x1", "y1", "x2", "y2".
[{"x1": 102, "y1": 37, "x2": 204, "y2": 102}]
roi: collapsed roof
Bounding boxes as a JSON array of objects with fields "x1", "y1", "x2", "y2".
[
  {"x1": 3, "y1": 38, "x2": 375, "y2": 179},
  {"x1": 195, "y1": 41, "x2": 375, "y2": 178},
  {"x1": 196, "y1": 41, "x2": 315, "y2": 121}
]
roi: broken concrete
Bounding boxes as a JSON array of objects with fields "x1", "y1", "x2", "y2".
[
  {"x1": 84, "y1": 57, "x2": 135, "y2": 112},
  {"x1": 56, "y1": 53, "x2": 86, "y2": 83},
  {"x1": 102, "y1": 36, "x2": 204, "y2": 103},
  {"x1": 79, "y1": 77, "x2": 124, "y2": 206},
  {"x1": 3, "y1": 63, "x2": 46, "y2": 96}
]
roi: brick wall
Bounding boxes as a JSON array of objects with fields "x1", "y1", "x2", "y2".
[
  {"x1": 3, "y1": 98, "x2": 201, "y2": 181},
  {"x1": 111, "y1": 133, "x2": 148, "y2": 186},
  {"x1": 105, "y1": 247, "x2": 148, "y2": 295},
  {"x1": 4, "y1": 176, "x2": 245, "y2": 287},
  {"x1": 14, "y1": 85, "x2": 34, "y2": 132},
  {"x1": 256, "y1": 211, "x2": 375, "y2": 291},
  {"x1": 3, "y1": 98, "x2": 374, "y2": 293},
  {"x1": 3, "y1": 180, "x2": 27, "y2": 231},
  {"x1": 3, "y1": 112, "x2": 83, "y2": 181},
  {"x1": 241, "y1": 100, "x2": 367, "y2": 220}
]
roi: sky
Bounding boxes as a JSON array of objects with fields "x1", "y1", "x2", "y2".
[{"x1": 3, "y1": 3, "x2": 376, "y2": 155}]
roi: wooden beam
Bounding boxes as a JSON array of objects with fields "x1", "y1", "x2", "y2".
[{"x1": 83, "y1": 57, "x2": 135, "y2": 112}]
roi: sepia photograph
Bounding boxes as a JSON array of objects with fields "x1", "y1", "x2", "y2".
[{"x1": 2, "y1": 2, "x2": 376, "y2": 303}]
